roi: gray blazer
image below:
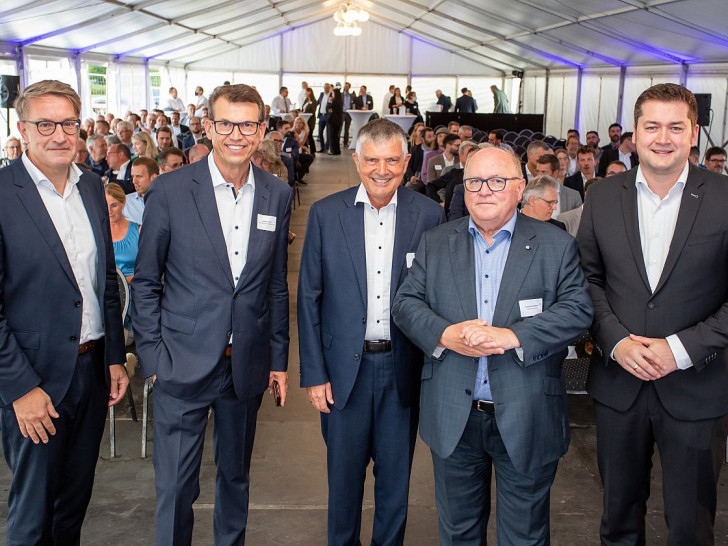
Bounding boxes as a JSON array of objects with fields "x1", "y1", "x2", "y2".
[
  {"x1": 392, "y1": 213, "x2": 593, "y2": 474},
  {"x1": 559, "y1": 183, "x2": 583, "y2": 213}
]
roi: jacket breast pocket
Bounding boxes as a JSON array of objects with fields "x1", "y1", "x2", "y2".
[
  {"x1": 14, "y1": 329, "x2": 40, "y2": 350},
  {"x1": 161, "y1": 309, "x2": 197, "y2": 335},
  {"x1": 321, "y1": 330, "x2": 333, "y2": 349}
]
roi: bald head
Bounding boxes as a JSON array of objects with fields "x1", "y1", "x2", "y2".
[{"x1": 188, "y1": 143, "x2": 210, "y2": 164}]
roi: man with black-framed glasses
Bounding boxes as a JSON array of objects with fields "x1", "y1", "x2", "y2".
[
  {"x1": 0, "y1": 80, "x2": 127, "y2": 545},
  {"x1": 392, "y1": 146, "x2": 592, "y2": 545},
  {"x1": 133, "y1": 83, "x2": 293, "y2": 546}
]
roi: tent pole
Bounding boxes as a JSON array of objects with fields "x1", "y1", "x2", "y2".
[
  {"x1": 574, "y1": 67, "x2": 583, "y2": 133},
  {"x1": 616, "y1": 65, "x2": 626, "y2": 126},
  {"x1": 680, "y1": 62, "x2": 688, "y2": 87},
  {"x1": 543, "y1": 69, "x2": 549, "y2": 134},
  {"x1": 144, "y1": 59, "x2": 150, "y2": 111}
]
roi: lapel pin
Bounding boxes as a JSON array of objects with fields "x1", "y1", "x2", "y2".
[
  {"x1": 690, "y1": 193, "x2": 699, "y2": 199},
  {"x1": 525, "y1": 245, "x2": 531, "y2": 250}
]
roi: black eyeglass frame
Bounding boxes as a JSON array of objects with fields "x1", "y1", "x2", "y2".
[{"x1": 463, "y1": 176, "x2": 522, "y2": 192}]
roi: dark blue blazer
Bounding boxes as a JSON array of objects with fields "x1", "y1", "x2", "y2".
[
  {"x1": 298, "y1": 186, "x2": 446, "y2": 409},
  {"x1": 0, "y1": 159, "x2": 126, "y2": 407},
  {"x1": 132, "y1": 158, "x2": 293, "y2": 400},
  {"x1": 180, "y1": 132, "x2": 196, "y2": 151},
  {"x1": 105, "y1": 162, "x2": 134, "y2": 194}
]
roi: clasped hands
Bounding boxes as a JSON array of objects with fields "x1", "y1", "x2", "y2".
[
  {"x1": 613, "y1": 334, "x2": 678, "y2": 381},
  {"x1": 440, "y1": 319, "x2": 520, "y2": 358}
]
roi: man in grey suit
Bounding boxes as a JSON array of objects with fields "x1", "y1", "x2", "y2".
[
  {"x1": 133, "y1": 84, "x2": 292, "y2": 545},
  {"x1": 392, "y1": 147, "x2": 592, "y2": 545},
  {"x1": 535, "y1": 154, "x2": 582, "y2": 215}
]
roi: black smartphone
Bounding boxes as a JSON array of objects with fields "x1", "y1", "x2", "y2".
[{"x1": 272, "y1": 380, "x2": 282, "y2": 407}]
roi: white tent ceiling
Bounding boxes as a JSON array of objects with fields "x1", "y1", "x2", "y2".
[{"x1": 1, "y1": 0, "x2": 728, "y2": 72}]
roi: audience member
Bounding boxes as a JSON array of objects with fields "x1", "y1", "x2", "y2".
[
  {"x1": 604, "y1": 160, "x2": 627, "y2": 177},
  {"x1": 535, "y1": 153, "x2": 582, "y2": 214},
  {"x1": 458, "y1": 124, "x2": 473, "y2": 141},
  {"x1": 405, "y1": 126, "x2": 434, "y2": 184},
  {"x1": 565, "y1": 135, "x2": 579, "y2": 175},
  {"x1": 586, "y1": 131, "x2": 602, "y2": 163},
  {"x1": 598, "y1": 131, "x2": 638, "y2": 175},
  {"x1": 564, "y1": 145, "x2": 597, "y2": 199},
  {"x1": 425, "y1": 133, "x2": 460, "y2": 198},
  {"x1": 180, "y1": 116, "x2": 205, "y2": 150},
  {"x1": 354, "y1": 85, "x2": 373, "y2": 111},
  {"x1": 267, "y1": 131, "x2": 295, "y2": 185},
  {"x1": 689, "y1": 145, "x2": 701, "y2": 166},
  {"x1": 105, "y1": 142, "x2": 134, "y2": 193},
  {"x1": 601, "y1": 122, "x2": 622, "y2": 151},
  {"x1": 86, "y1": 133, "x2": 109, "y2": 176},
  {"x1": 408, "y1": 123, "x2": 424, "y2": 152},
  {"x1": 131, "y1": 131, "x2": 158, "y2": 160},
  {"x1": 520, "y1": 175, "x2": 566, "y2": 230},
  {"x1": 124, "y1": 156, "x2": 158, "y2": 225},
  {"x1": 448, "y1": 120, "x2": 460, "y2": 135},
  {"x1": 554, "y1": 148, "x2": 569, "y2": 182},
  {"x1": 297, "y1": 81, "x2": 309, "y2": 109},
  {"x1": 165, "y1": 86, "x2": 185, "y2": 113},
  {"x1": 2, "y1": 136, "x2": 22, "y2": 166},
  {"x1": 523, "y1": 140, "x2": 551, "y2": 181},
  {"x1": 187, "y1": 143, "x2": 210, "y2": 164},
  {"x1": 169, "y1": 111, "x2": 189, "y2": 139},
  {"x1": 155, "y1": 126, "x2": 174, "y2": 153},
  {"x1": 105, "y1": 183, "x2": 140, "y2": 285},
  {"x1": 158, "y1": 147, "x2": 186, "y2": 173},
  {"x1": 441, "y1": 140, "x2": 479, "y2": 218},
  {"x1": 388, "y1": 87, "x2": 404, "y2": 114},
  {"x1": 181, "y1": 103, "x2": 196, "y2": 126},
  {"x1": 557, "y1": 177, "x2": 599, "y2": 236},
  {"x1": 704, "y1": 146, "x2": 726, "y2": 174},
  {"x1": 75, "y1": 137, "x2": 90, "y2": 166},
  {"x1": 116, "y1": 120, "x2": 134, "y2": 151},
  {"x1": 95, "y1": 119, "x2": 110, "y2": 136}
]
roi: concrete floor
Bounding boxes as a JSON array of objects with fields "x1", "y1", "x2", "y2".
[{"x1": 2, "y1": 151, "x2": 728, "y2": 544}]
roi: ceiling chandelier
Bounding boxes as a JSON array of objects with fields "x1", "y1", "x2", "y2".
[{"x1": 332, "y1": 1, "x2": 369, "y2": 36}]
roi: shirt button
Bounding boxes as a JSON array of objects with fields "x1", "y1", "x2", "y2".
[
  {"x1": 376, "y1": 320, "x2": 380, "y2": 323},
  {"x1": 235, "y1": 251, "x2": 239, "y2": 255},
  {"x1": 648, "y1": 303, "x2": 655, "y2": 309},
  {"x1": 380, "y1": 222, "x2": 383, "y2": 226},
  {"x1": 377, "y1": 295, "x2": 380, "y2": 299},
  {"x1": 484, "y1": 300, "x2": 488, "y2": 304},
  {"x1": 377, "y1": 270, "x2": 381, "y2": 274},
  {"x1": 485, "y1": 250, "x2": 489, "y2": 254},
  {"x1": 235, "y1": 226, "x2": 239, "y2": 230},
  {"x1": 465, "y1": 389, "x2": 472, "y2": 395}
]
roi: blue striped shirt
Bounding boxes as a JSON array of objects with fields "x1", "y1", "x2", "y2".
[{"x1": 468, "y1": 211, "x2": 518, "y2": 401}]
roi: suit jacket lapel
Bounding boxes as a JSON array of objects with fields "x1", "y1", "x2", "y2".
[
  {"x1": 493, "y1": 215, "x2": 536, "y2": 327},
  {"x1": 77, "y1": 175, "x2": 106, "y2": 285},
  {"x1": 13, "y1": 163, "x2": 79, "y2": 290},
  {"x1": 653, "y1": 168, "x2": 703, "y2": 294},
  {"x1": 192, "y1": 161, "x2": 234, "y2": 288},
  {"x1": 236, "y1": 166, "x2": 270, "y2": 292},
  {"x1": 340, "y1": 195, "x2": 367, "y2": 308},
  {"x1": 390, "y1": 188, "x2": 418, "y2": 303},
  {"x1": 449, "y1": 221, "x2": 477, "y2": 319},
  {"x1": 620, "y1": 176, "x2": 651, "y2": 291}
]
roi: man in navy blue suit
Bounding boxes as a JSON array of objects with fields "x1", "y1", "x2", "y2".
[
  {"x1": 133, "y1": 84, "x2": 293, "y2": 546},
  {"x1": 298, "y1": 118, "x2": 445, "y2": 545},
  {"x1": 0, "y1": 80, "x2": 128, "y2": 545}
]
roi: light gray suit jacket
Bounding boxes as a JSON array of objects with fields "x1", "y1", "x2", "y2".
[
  {"x1": 392, "y1": 214, "x2": 593, "y2": 474},
  {"x1": 559, "y1": 184, "x2": 583, "y2": 214},
  {"x1": 426, "y1": 154, "x2": 459, "y2": 187},
  {"x1": 557, "y1": 205, "x2": 583, "y2": 237}
]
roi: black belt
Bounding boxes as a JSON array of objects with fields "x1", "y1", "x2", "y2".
[
  {"x1": 472, "y1": 400, "x2": 495, "y2": 414},
  {"x1": 79, "y1": 341, "x2": 96, "y2": 354},
  {"x1": 363, "y1": 340, "x2": 391, "y2": 353}
]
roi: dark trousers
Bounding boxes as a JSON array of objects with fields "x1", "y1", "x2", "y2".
[
  {"x1": 595, "y1": 383, "x2": 728, "y2": 546},
  {"x1": 431, "y1": 409, "x2": 558, "y2": 546},
  {"x1": 321, "y1": 351, "x2": 418, "y2": 546},
  {"x1": 152, "y1": 356, "x2": 263, "y2": 546},
  {"x1": 318, "y1": 114, "x2": 329, "y2": 150},
  {"x1": 343, "y1": 113, "x2": 352, "y2": 146},
  {"x1": 328, "y1": 119, "x2": 343, "y2": 155},
  {"x1": 1, "y1": 341, "x2": 108, "y2": 546}
]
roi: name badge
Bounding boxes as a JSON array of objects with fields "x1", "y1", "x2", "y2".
[
  {"x1": 257, "y1": 214, "x2": 277, "y2": 231},
  {"x1": 406, "y1": 252, "x2": 415, "y2": 268},
  {"x1": 285, "y1": 147, "x2": 292, "y2": 153},
  {"x1": 519, "y1": 298, "x2": 543, "y2": 317},
  {"x1": 435, "y1": 164, "x2": 443, "y2": 171}
]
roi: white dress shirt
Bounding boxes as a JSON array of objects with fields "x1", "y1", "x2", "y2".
[
  {"x1": 355, "y1": 184, "x2": 396, "y2": 341},
  {"x1": 297, "y1": 89, "x2": 307, "y2": 109},
  {"x1": 22, "y1": 153, "x2": 103, "y2": 344},
  {"x1": 117, "y1": 159, "x2": 130, "y2": 181},
  {"x1": 619, "y1": 150, "x2": 633, "y2": 170},
  {"x1": 194, "y1": 95, "x2": 209, "y2": 116},
  {"x1": 567, "y1": 156, "x2": 578, "y2": 176},
  {"x1": 632, "y1": 161, "x2": 692, "y2": 368},
  {"x1": 165, "y1": 96, "x2": 185, "y2": 112},
  {"x1": 382, "y1": 92, "x2": 393, "y2": 117},
  {"x1": 208, "y1": 152, "x2": 255, "y2": 287},
  {"x1": 271, "y1": 95, "x2": 291, "y2": 115}
]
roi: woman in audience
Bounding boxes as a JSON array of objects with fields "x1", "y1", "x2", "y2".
[
  {"x1": 404, "y1": 91, "x2": 423, "y2": 124},
  {"x1": 554, "y1": 147, "x2": 569, "y2": 182},
  {"x1": 293, "y1": 116, "x2": 310, "y2": 154},
  {"x1": 132, "y1": 131, "x2": 158, "y2": 160},
  {"x1": 408, "y1": 123, "x2": 424, "y2": 152},
  {"x1": 388, "y1": 87, "x2": 404, "y2": 114}
]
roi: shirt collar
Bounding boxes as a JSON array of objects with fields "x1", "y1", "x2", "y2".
[
  {"x1": 468, "y1": 210, "x2": 517, "y2": 242},
  {"x1": 354, "y1": 183, "x2": 398, "y2": 209},
  {"x1": 207, "y1": 151, "x2": 255, "y2": 190},
  {"x1": 22, "y1": 151, "x2": 81, "y2": 190},
  {"x1": 635, "y1": 161, "x2": 689, "y2": 195}
]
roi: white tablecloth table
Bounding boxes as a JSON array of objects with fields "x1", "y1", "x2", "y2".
[{"x1": 346, "y1": 110, "x2": 375, "y2": 150}]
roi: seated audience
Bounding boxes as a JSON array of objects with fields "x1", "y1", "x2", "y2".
[
  {"x1": 105, "y1": 183, "x2": 140, "y2": 285},
  {"x1": 535, "y1": 154, "x2": 582, "y2": 214},
  {"x1": 266, "y1": 131, "x2": 295, "y2": 186},
  {"x1": 520, "y1": 175, "x2": 566, "y2": 230},
  {"x1": 523, "y1": 140, "x2": 551, "y2": 181},
  {"x1": 95, "y1": 120, "x2": 110, "y2": 136},
  {"x1": 155, "y1": 126, "x2": 174, "y2": 154},
  {"x1": 586, "y1": 130, "x2": 602, "y2": 163},
  {"x1": 598, "y1": 131, "x2": 638, "y2": 175},
  {"x1": 82, "y1": 118, "x2": 95, "y2": 135},
  {"x1": 419, "y1": 127, "x2": 449, "y2": 187},
  {"x1": 689, "y1": 145, "x2": 701, "y2": 166},
  {"x1": 257, "y1": 140, "x2": 289, "y2": 183},
  {"x1": 604, "y1": 160, "x2": 627, "y2": 177},
  {"x1": 433, "y1": 140, "x2": 478, "y2": 215},
  {"x1": 116, "y1": 120, "x2": 134, "y2": 152},
  {"x1": 564, "y1": 145, "x2": 597, "y2": 199},
  {"x1": 180, "y1": 116, "x2": 205, "y2": 150},
  {"x1": 169, "y1": 111, "x2": 189, "y2": 140},
  {"x1": 187, "y1": 143, "x2": 210, "y2": 163},
  {"x1": 425, "y1": 133, "x2": 461, "y2": 200},
  {"x1": 132, "y1": 131, "x2": 158, "y2": 160},
  {"x1": 557, "y1": 177, "x2": 600, "y2": 237},
  {"x1": 447, "y1": 120, "x2": 460, "y2": 134},
  {"x1": 75, "y1": 138, "x2": 90, "y2": 167},
  {"x1": 2, "y1": 136, "x2": 22, "y2": 166},
  {"x1": 602, "y1": 122, "x2": 622, "y2": 151},
  {"x1": 554, "y1": 148, "x2": 569, "y2": 182},
  {"x1": 124, "y1": 156, "x2": 159, "y2": 225},
  {"x1": 158, "y1": 147, "x2": 186, "y2": 173},
  {"x1": 704, "y1": 146, "x2": 727, "y2": 174},
  {"x1": 565, "y1": 135, "x2": 579, "y2": 175},
  {"x1": 181, "y1": 103, "x2": 196, "y2": 125}
]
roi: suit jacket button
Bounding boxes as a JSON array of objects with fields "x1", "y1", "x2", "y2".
[
  {"x1": 362, "y1": 318, "x2": 366, "y2": 323},
  {"x1": 648, "y1": 303, "x2": 655, "y2": 309},
  {"x1": 465, "y1": 389, "x2": 472, "y2": 395},
  {"x1": 354, "y1": 353, "x2": 360, "y2": 360},
  {"x1": 74, "y1": 301, "x2": 81, "y2": 308},
  {"x1": 234, "y1": 293, "x2": 239, "y2": 299},
  {"x1": 69, "y1": 335, "x2": 77, "y2": 342}
]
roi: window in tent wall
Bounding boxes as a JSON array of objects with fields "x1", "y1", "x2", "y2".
[
  {"x1": 26, "y1": 56, "x2": 77, "y2": 90},
  {"x1": 410, "y1": 77, "x2": 457, "y2": 114},
  {"x1": 457, "y1": 77, "x2": 503, "y2": 116}
]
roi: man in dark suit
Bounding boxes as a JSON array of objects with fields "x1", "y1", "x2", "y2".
[
  {"x1": 564, "y1": 145, "x2": 598, "y2": 200},
  {"x1": 393, "y1": 147, "x2": 592, "y2": 545},
  {"x1": 298, "y1": 119, "x2": 445, "y2": 546},
  {"x1": 454, "y1": 87, "x2": 477, "y2": 113},
  {"x1": 104, "y1": 142, "x2": 134, "y2": 193},
  {"x1": 353, "y1": 85, "x2": 374, "y2": 111},
  {"x1": 0, "y1": 80, "x2": 127, "y2": 545},
  {"x1": 85, "y1": 133, "x2": 109, "y2": 176},
  {"x1": 597, "y1": 131, "x2": 639, "y2": 176},
  {"x1": 578, "y1": 83, "x2": 728, "y2": 545},
  {"x1": 601, "y1": 122, "x2": 622, "y2": 152},
  {"x1": 520, "y1": 174, "x2": 567, "y2": 231},
  {"x1": 318, "y1": 83, "x2": 332, "y2": 152},
  {"x1": 180, "y1": 116, "x2": 206, "y2": 151},
  {"x1": 133, "y1": 84, "x2": 292, "y2": 546}
]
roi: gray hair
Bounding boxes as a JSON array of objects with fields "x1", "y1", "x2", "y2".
[
  {"x1": 105, "y1": 135, "x2": 121, "y2": 146},
  {"x1": 355, "y1": 118, "x2": 408, "y2": 157},
  {"x1": 465, "y1": 146, "x2": 522, "y2": 179},
  {"x1": 86, "y1": 133, "x2": 105, "y2": 148},
  {"x1": 116, "y1": 120, "x2": 133, "y2": 132},
  {"x1": 527, "y1": 140, "x2": 551, "y2": 156},
  {"x1": 521, "y1": 175, "x2": 560, "y2": 206}
]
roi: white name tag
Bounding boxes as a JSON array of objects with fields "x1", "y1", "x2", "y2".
[
  {"x1": 285, "y1": 147, "x2": 292, "y2": 153},
  {"x1": 435, "y1": 164, "x2": 443, "y2": 171},
  {"x1": 406, "y1": 252, "x2": 415, "y2": 268},
  {"x1": 257, "y1": 214, "x2": 277, "y2": 231},
  {"x1": 519, "y1": 298, "x2": 543, "y2": 317}
]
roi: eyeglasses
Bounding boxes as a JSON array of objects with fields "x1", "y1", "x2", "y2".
[
  {"x1": 463, "y1": 176, "x2": 521, "y2": 192},
  {"x1": 537, "y1": 197, "x2": 559, "y2": 207},
  {"x1": 23, "y1": 119, "x2": 81, "y2": 136},
  {"x1": 211, "y1": 120, "x2": 262, "y2": 136}
]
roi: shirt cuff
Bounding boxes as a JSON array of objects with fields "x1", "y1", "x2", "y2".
[
  {"x1": 432, "y1": 345, "x2": 445, "y2": 358},
  {"x1": 610, "y1": 336, "x2": 629, "y2": 360},
  {"x1": 666, "y1": 334, "x2": 693, "y2": 370}
]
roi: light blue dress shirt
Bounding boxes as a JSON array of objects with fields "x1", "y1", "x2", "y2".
[
  {"x1": 469, "y1": 211, "x2": 518, "y2": 401},
  {"x1": 123, "y1": 192, "x2": 145, "y2": 225}
]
